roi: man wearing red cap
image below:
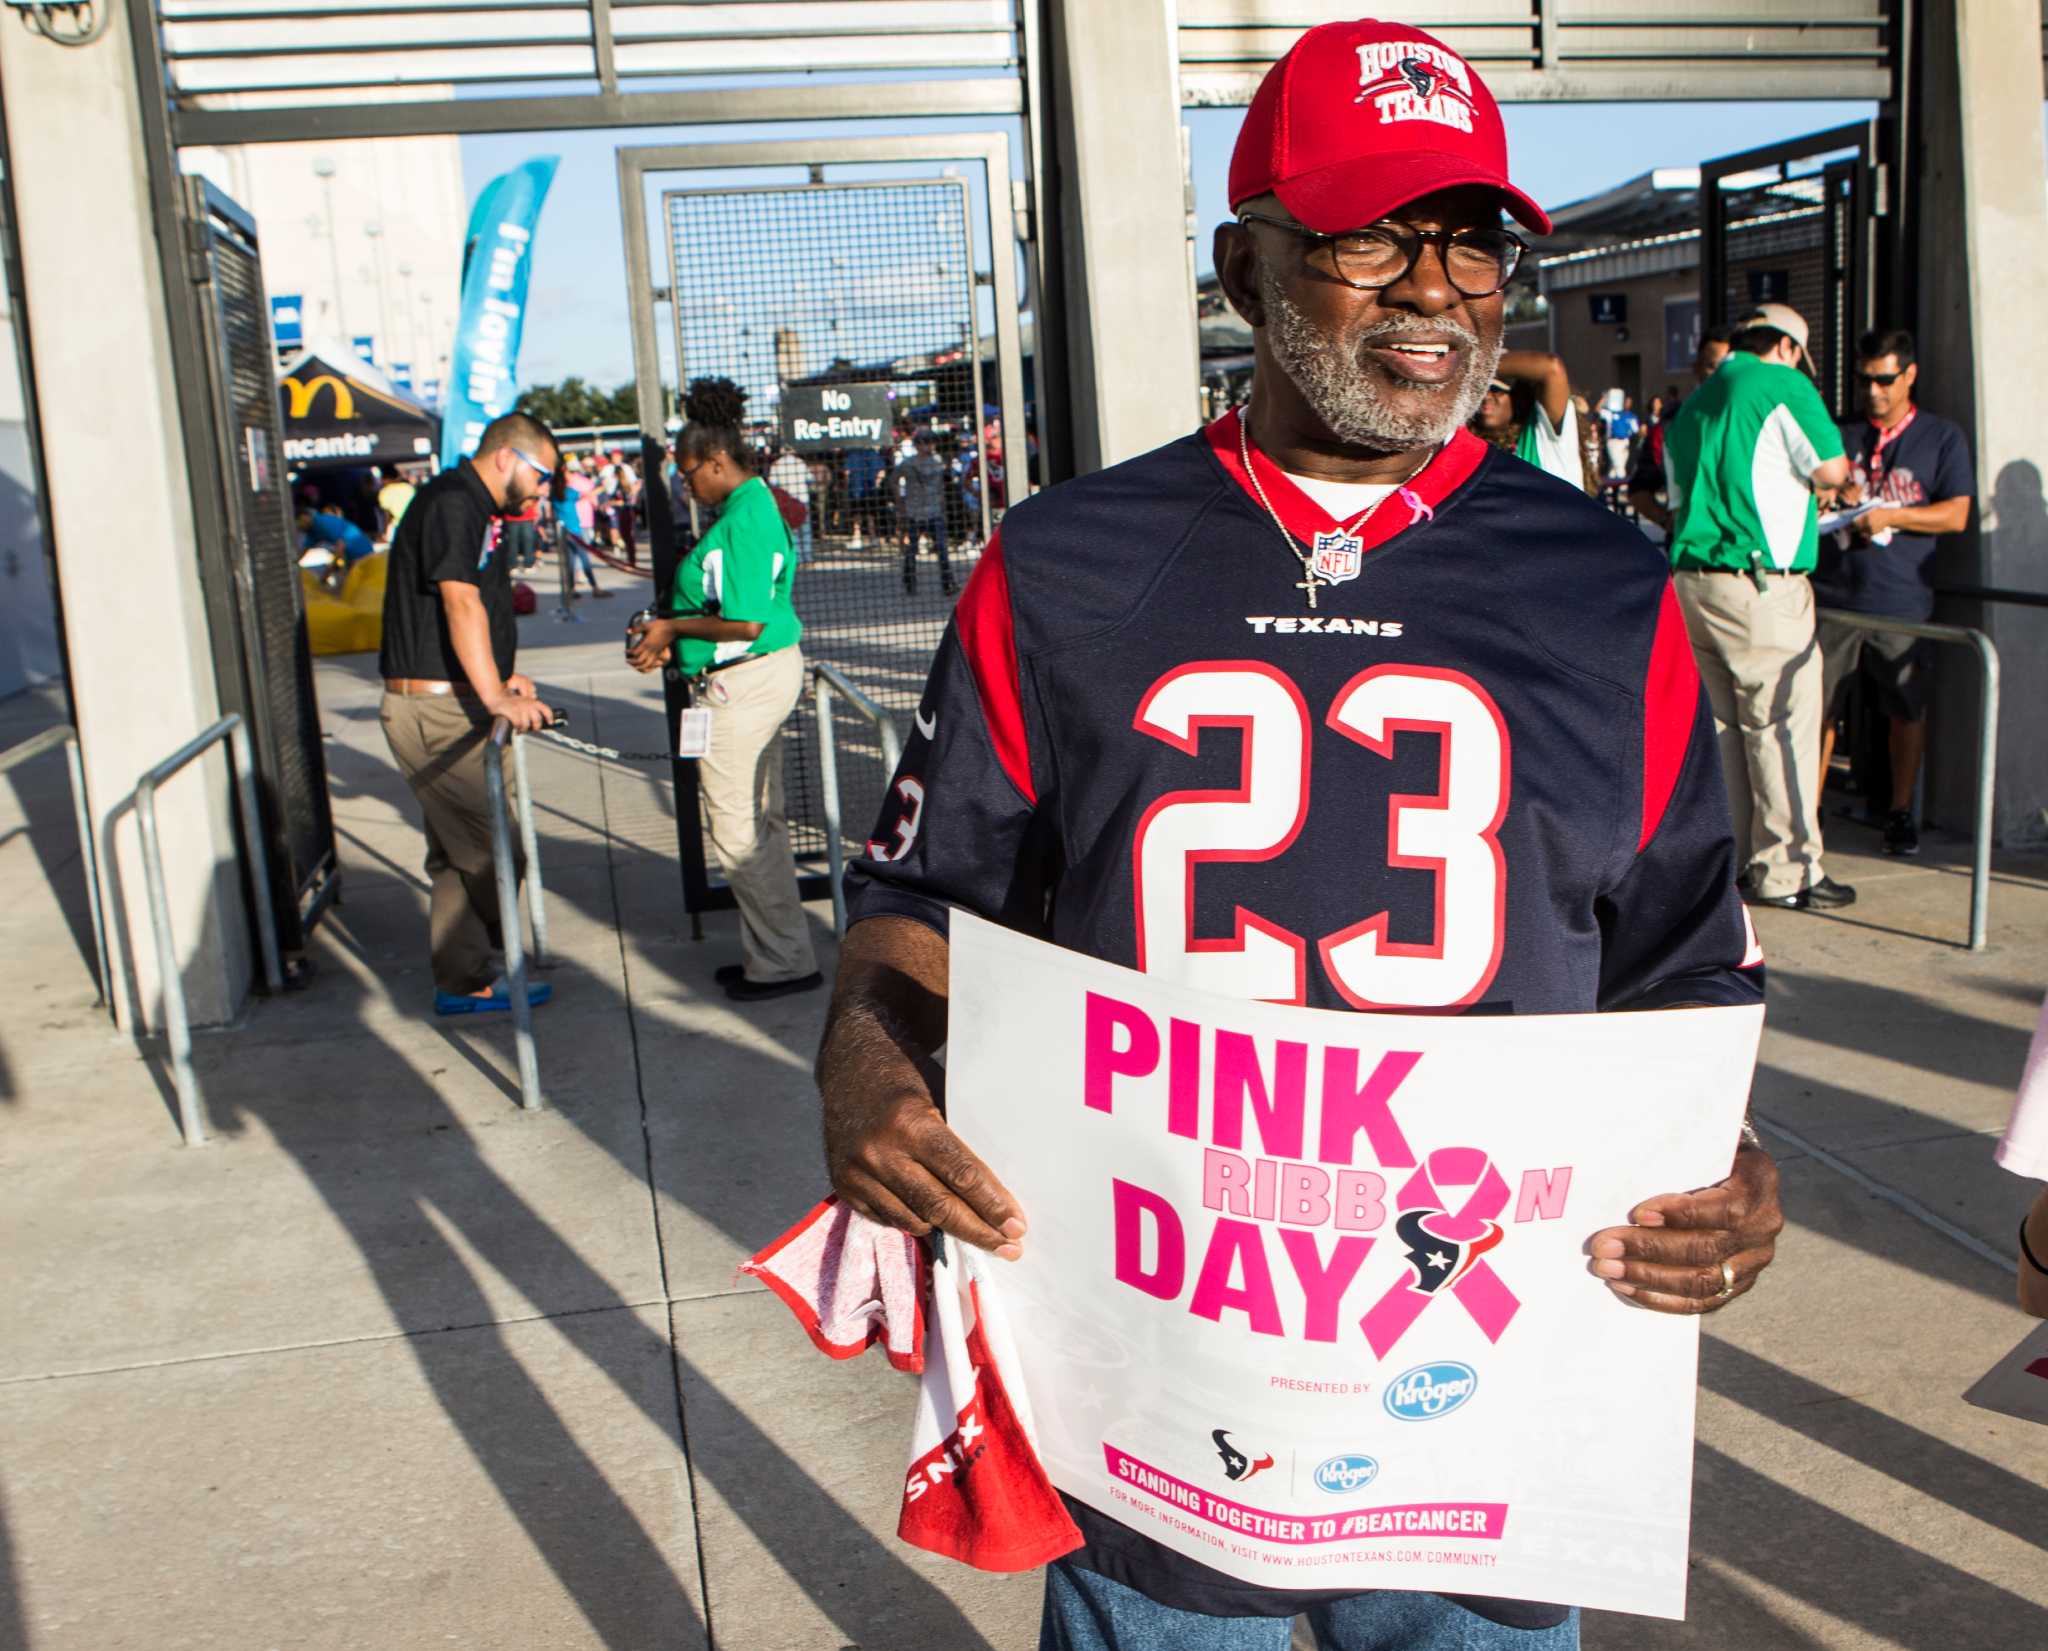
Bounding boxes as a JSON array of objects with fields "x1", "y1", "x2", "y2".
[{"x1": 815, "y1": 20, "x2": 1781, "y2": 1649}]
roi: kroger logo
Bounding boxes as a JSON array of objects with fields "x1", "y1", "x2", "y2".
[
  {"x1": 1314, "y1": 1454, "x2": 1379, "y2": 1495},
  {"x1": 1384, "y1": 1361, "x2": 1478, "y2": 1421}
]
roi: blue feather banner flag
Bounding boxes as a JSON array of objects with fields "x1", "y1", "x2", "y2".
[{"x1": 439, "y1": 156, "x2": 558, "y2": 469}]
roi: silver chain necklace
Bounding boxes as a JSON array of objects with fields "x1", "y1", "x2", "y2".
[{"x1": 1238, "y1": 414, "x2": 1433, "y2": 610}]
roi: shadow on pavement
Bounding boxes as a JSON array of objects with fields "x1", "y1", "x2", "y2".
[
  {"x1": 199, "y1": 691, "x2": 996, "y2": 1649},
  {"x1": 0, "y1": 1480, "x2": 25, "y2": 1651}
]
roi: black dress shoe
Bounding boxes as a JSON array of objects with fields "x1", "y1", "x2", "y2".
[
  {"x1": 1742, "y1": 886, "x2": 1805, "y2": 910},
  {"x1": 714, "y1": 962, "x2": 746, "y2": 986},
  {"x1": 724, "y1": 970, "x2": 825, "y2": 1002},
  {"x1": 1803, "y1": 874, "x2": 1857, "y2": 909}
]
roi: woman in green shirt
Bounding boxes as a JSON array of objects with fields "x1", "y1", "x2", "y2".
[{"x1": 627, "y1": 389, "x2": 820, "y2": 1001}]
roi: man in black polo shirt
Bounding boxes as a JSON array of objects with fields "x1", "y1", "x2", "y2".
[
  {"x1": 1814, "y1": 329, "x2": 1974, "y2": 857},
  {"x1": 379, "y1": 412, "x2": 560, "y2": 1014}
]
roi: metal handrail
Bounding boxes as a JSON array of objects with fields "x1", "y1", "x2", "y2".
[
  {"x1": 483, "y1": 716, "x2": 549, "y2": 1111},
  {"x1": 1934, "y1": 584, "x2": 2048, "y2": 612},
  {"x1": 812, "y1": 662, "x2": 904, "y2": 935},
  {"x1": 1817, "y1": 607, "x2": 1999, "y2": 951},
  {"x1": 0, "y1": 722, "x2": 111, "y2": 1011},
  {"x1": 135, "y1": 714, "x2": 284, "y2": 1144}
]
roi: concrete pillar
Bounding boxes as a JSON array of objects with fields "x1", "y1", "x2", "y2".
[
  {"x1": 1043, "y1": 0, "x2": 1202, "y2": 473},
  {"x1": 1916, "y1": 0, "x2": 2048, "y2": 845},
  {"x1": 0, "y1": 5, "x2": 252, "y2": 1026}
]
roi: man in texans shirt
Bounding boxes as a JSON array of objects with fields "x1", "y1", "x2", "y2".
[{"x1": 816, "y1": 19, "x2": 1781, "y2": 1649}]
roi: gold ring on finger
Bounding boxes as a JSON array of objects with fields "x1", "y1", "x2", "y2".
[{"x1": 1716, "y1": 1257, "x2": 1738, "y2": 1299}]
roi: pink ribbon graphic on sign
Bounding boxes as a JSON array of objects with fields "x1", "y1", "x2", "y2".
[{"x1": 1359, "y1": 1146, "x2": 1520, "y2": 1359}]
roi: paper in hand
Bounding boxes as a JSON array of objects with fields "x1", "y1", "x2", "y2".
[
  {"x1": 1817, "y1": 500, "x2": 1880, "y2": 536},
  {"x1": 1963, "y1": 1317, "x2": 2048, "y2": 1426}
]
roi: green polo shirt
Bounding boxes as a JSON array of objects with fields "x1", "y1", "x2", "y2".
[
  {"x1": 1663, "y1": 351, "x2": 1844, "y2": 574},
  {"x1": 668, "y1": 475, "x2": 803, "y2": 678}
]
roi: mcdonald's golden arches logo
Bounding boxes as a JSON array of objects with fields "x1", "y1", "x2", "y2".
[{"x1": 285, "y1": 374, "x2": 354, "y2": 420}]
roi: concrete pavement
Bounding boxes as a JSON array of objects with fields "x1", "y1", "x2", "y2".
[{"x1": 2, "y1": 575, "x2": 2045, "y2": 1650}]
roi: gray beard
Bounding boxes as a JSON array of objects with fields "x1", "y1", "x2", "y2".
[{"x1": 1259, "y1": 268, "x2": 1502, "y2": 451}]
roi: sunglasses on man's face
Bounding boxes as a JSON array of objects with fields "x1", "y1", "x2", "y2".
[
  {"x1": 1859, "y1": 370, "x2": 1906, "y2": 387},
  {"x1": 509, "y1": 447, "x2": 555, "y2": 481}
]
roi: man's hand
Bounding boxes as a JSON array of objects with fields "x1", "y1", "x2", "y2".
[
  {"x1": 816, "y1": 914, "x2": 1029, "y2": 1259},
  {"x1": 626, "y1": 617, "x2": 676, "y2": 674},
  {"x1": 825, "y1": 1079, "x2": 1028, "y2": 1260},
  {"x1": 1586, "y1": 1143, "x2": 1783, "y2": 1313},
  {"x1": 488, "y1": 691, "x2": 554, "y2": 733},
  {"x1": 506, "y1": 673, "x2": 538, "y2": 699},
  {"x1": 1852, "y1": 506, "x2": 1898, "y2": 539}
]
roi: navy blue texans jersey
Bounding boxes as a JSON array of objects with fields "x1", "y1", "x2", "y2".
[{"x1": 843, "y1": 409, "x2": 1763, "y2": 1621}]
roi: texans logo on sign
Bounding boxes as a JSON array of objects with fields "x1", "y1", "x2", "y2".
[
  {"x1": 1395, "y1": 1209, "x2": 1505, "y2": 1295},
  {"x1": 1212, "y1": 1428, "x2": 1275, "y2": 1484},
  {"x1": 1311, "y1": 531, "x2": 1364, "y2": 585}
]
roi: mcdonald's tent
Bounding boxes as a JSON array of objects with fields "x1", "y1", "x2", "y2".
[{"x1": 278, "y1": 347, "x2": 437, "y2": 469}]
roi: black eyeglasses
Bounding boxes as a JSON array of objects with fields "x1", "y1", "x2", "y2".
[
  {"x1": 1858, "y1": 370, "x2": 1906, "y2": 387},
  {"x1": 1236, "y1": 212, "x2": 1526, "y2": 298}
]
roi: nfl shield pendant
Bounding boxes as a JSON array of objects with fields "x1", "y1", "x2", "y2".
[{"x1": 1310, "y1": 530, "x2": 1364, "y2": 585}]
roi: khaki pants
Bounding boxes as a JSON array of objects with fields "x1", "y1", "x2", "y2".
[
  {"x1": 697, "y1": 646, "x2": 818, "y2": 982},
  {"x1": 1673, "y1": 570, "x2": 1826, "y2": 899},
  {"x1": 380, "y1": 692, "x2": 522, "y2": 996}
]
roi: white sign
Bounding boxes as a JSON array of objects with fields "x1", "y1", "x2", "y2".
[
  {"x1": 945, "y1": 912, "x2": 1763, "y2": 1620},
  {"x1": 1964, "y1": 1318, "x2": 2048, "y2": 1427}
]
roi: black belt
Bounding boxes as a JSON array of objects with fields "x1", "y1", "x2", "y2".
[{"x1": 691, "y1": 649, "x2": 775, "y2": 683}]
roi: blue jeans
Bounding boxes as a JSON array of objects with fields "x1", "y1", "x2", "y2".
[
  {"x1": 1040, "y1": 1561, "x2": 1579, "y2": 1651},
  {"x1": 564, "y1": 534, "x2": 599, "y2": 590},
  {"x1": 903, "y1": 513, "x2": 951, "y2": 585}
]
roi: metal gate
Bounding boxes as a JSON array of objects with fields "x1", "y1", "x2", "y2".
[
  {"x1": 183, "y1": 179, "x2": 339, "y2": 954},
  {"x1": 618, "y1": 135, "x2": 1029, "y2": 920},
  {"x1": 1701, "y1": 122, "x2": 1878, "y2": 421}
]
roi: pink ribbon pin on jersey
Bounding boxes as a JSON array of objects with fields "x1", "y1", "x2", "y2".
[
  {"x1": 1398, "y1": 486, "x2": 1434, "y2": 525},
  {"x1": 1359, "y1": 1146, "x2": 1520, "y2": 1359}
]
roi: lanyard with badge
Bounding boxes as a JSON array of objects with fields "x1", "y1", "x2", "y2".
[
  {"x1": 628, "y1": 603, "x2": 716, "y2": 757},
  {"x1": 1864, "y1": 404, "x2": 1917, "y2": 499},
  {"x1": 1856, "y1": 406, "x2": 1916, "y2": 548}
]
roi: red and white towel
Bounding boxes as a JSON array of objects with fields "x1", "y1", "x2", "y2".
[{"x1": 744, "y1": 1198, "x2": 1082, "y2": 1571}]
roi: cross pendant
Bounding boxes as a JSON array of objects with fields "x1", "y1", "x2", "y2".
[{"x1": 1295, "y1": 573, "x2": 1322, "y2": 610}]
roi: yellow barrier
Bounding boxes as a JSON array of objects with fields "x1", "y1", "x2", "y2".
[{"x1": 301, "y1": 551, "x2": 386, "y2": 656}]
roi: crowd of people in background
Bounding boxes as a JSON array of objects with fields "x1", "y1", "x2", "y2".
[
  {"x1": 1613, "y1": 308, "x2": 1971, "y2": 900},
  {"x1": 1451, "y1": 304, "x2": 1972, "y2": 895}
]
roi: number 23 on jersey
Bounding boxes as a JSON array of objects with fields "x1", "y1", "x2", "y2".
[{"x1": 1132, "y1": 661, "x2": 1510, "y2": 1011}]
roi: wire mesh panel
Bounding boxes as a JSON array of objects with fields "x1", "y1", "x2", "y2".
[
  {"x1": 1706, "y1": 141, "x2": 1869, "y2": 422},
  {"x1": 665, "y1": 178, "x2": 1006, "y2": 874},
  {"x1": 195, "y1": 188, "x2": 338, "y2": 946}
]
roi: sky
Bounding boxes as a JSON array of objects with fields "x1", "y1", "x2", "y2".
[{"x1": 462, "y1": 96, "x2": 1877, "y2": 392}]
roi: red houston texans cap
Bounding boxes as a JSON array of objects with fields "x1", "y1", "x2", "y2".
[{"x1": 1229, "y1": 19, "x2": 1550, "y2": 238}]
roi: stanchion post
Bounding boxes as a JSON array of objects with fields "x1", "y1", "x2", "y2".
[
  {"x1": 511, "y1": 728, "x2": 549, "y2": 965},
  {"x1": 132, "y1": 712, "x2": 282, "y2": 1144},
  {"x1": 815, "y1": 669, "x2": 847, "y2": 935},
  {"x1": 1969, "y1": 630, "x2": 2000, "y2": 952},
  {"x1": 135, "y1": 772, "x2": 203, "y2": 1144},
  {"x1": 485, "y1": 719, "x2": 543, "y2": 1110},
  {"x1": 1816, "y1": 607, "x2": 2000, "y2": 951}
]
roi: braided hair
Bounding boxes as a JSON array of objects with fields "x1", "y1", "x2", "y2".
[{"x1": 676, "y1": 377, "x2": 751, "y2": 470}]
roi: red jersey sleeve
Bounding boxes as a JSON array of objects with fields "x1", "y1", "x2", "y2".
[
  {"x1": 843, "y1": 533, "x2": 1060, "y2": 938},
  {"x1": 1596, "y1": 584, "x2": 1765, "y2": 1010}
]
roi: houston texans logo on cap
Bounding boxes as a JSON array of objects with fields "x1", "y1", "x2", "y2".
[
  {"x1": 1395, "y1": 1208, "x2": 1505, "y2": 1294},
  {"x1": 1355, "y1": 42, "x2": 1477, "y2": 132},
  {"x1": 1397, "y1": 57, "x2": 1441, "y2": 97},
  {"x1": 1228, "y1": 18, "x2": 1550, "y2": 238}
]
